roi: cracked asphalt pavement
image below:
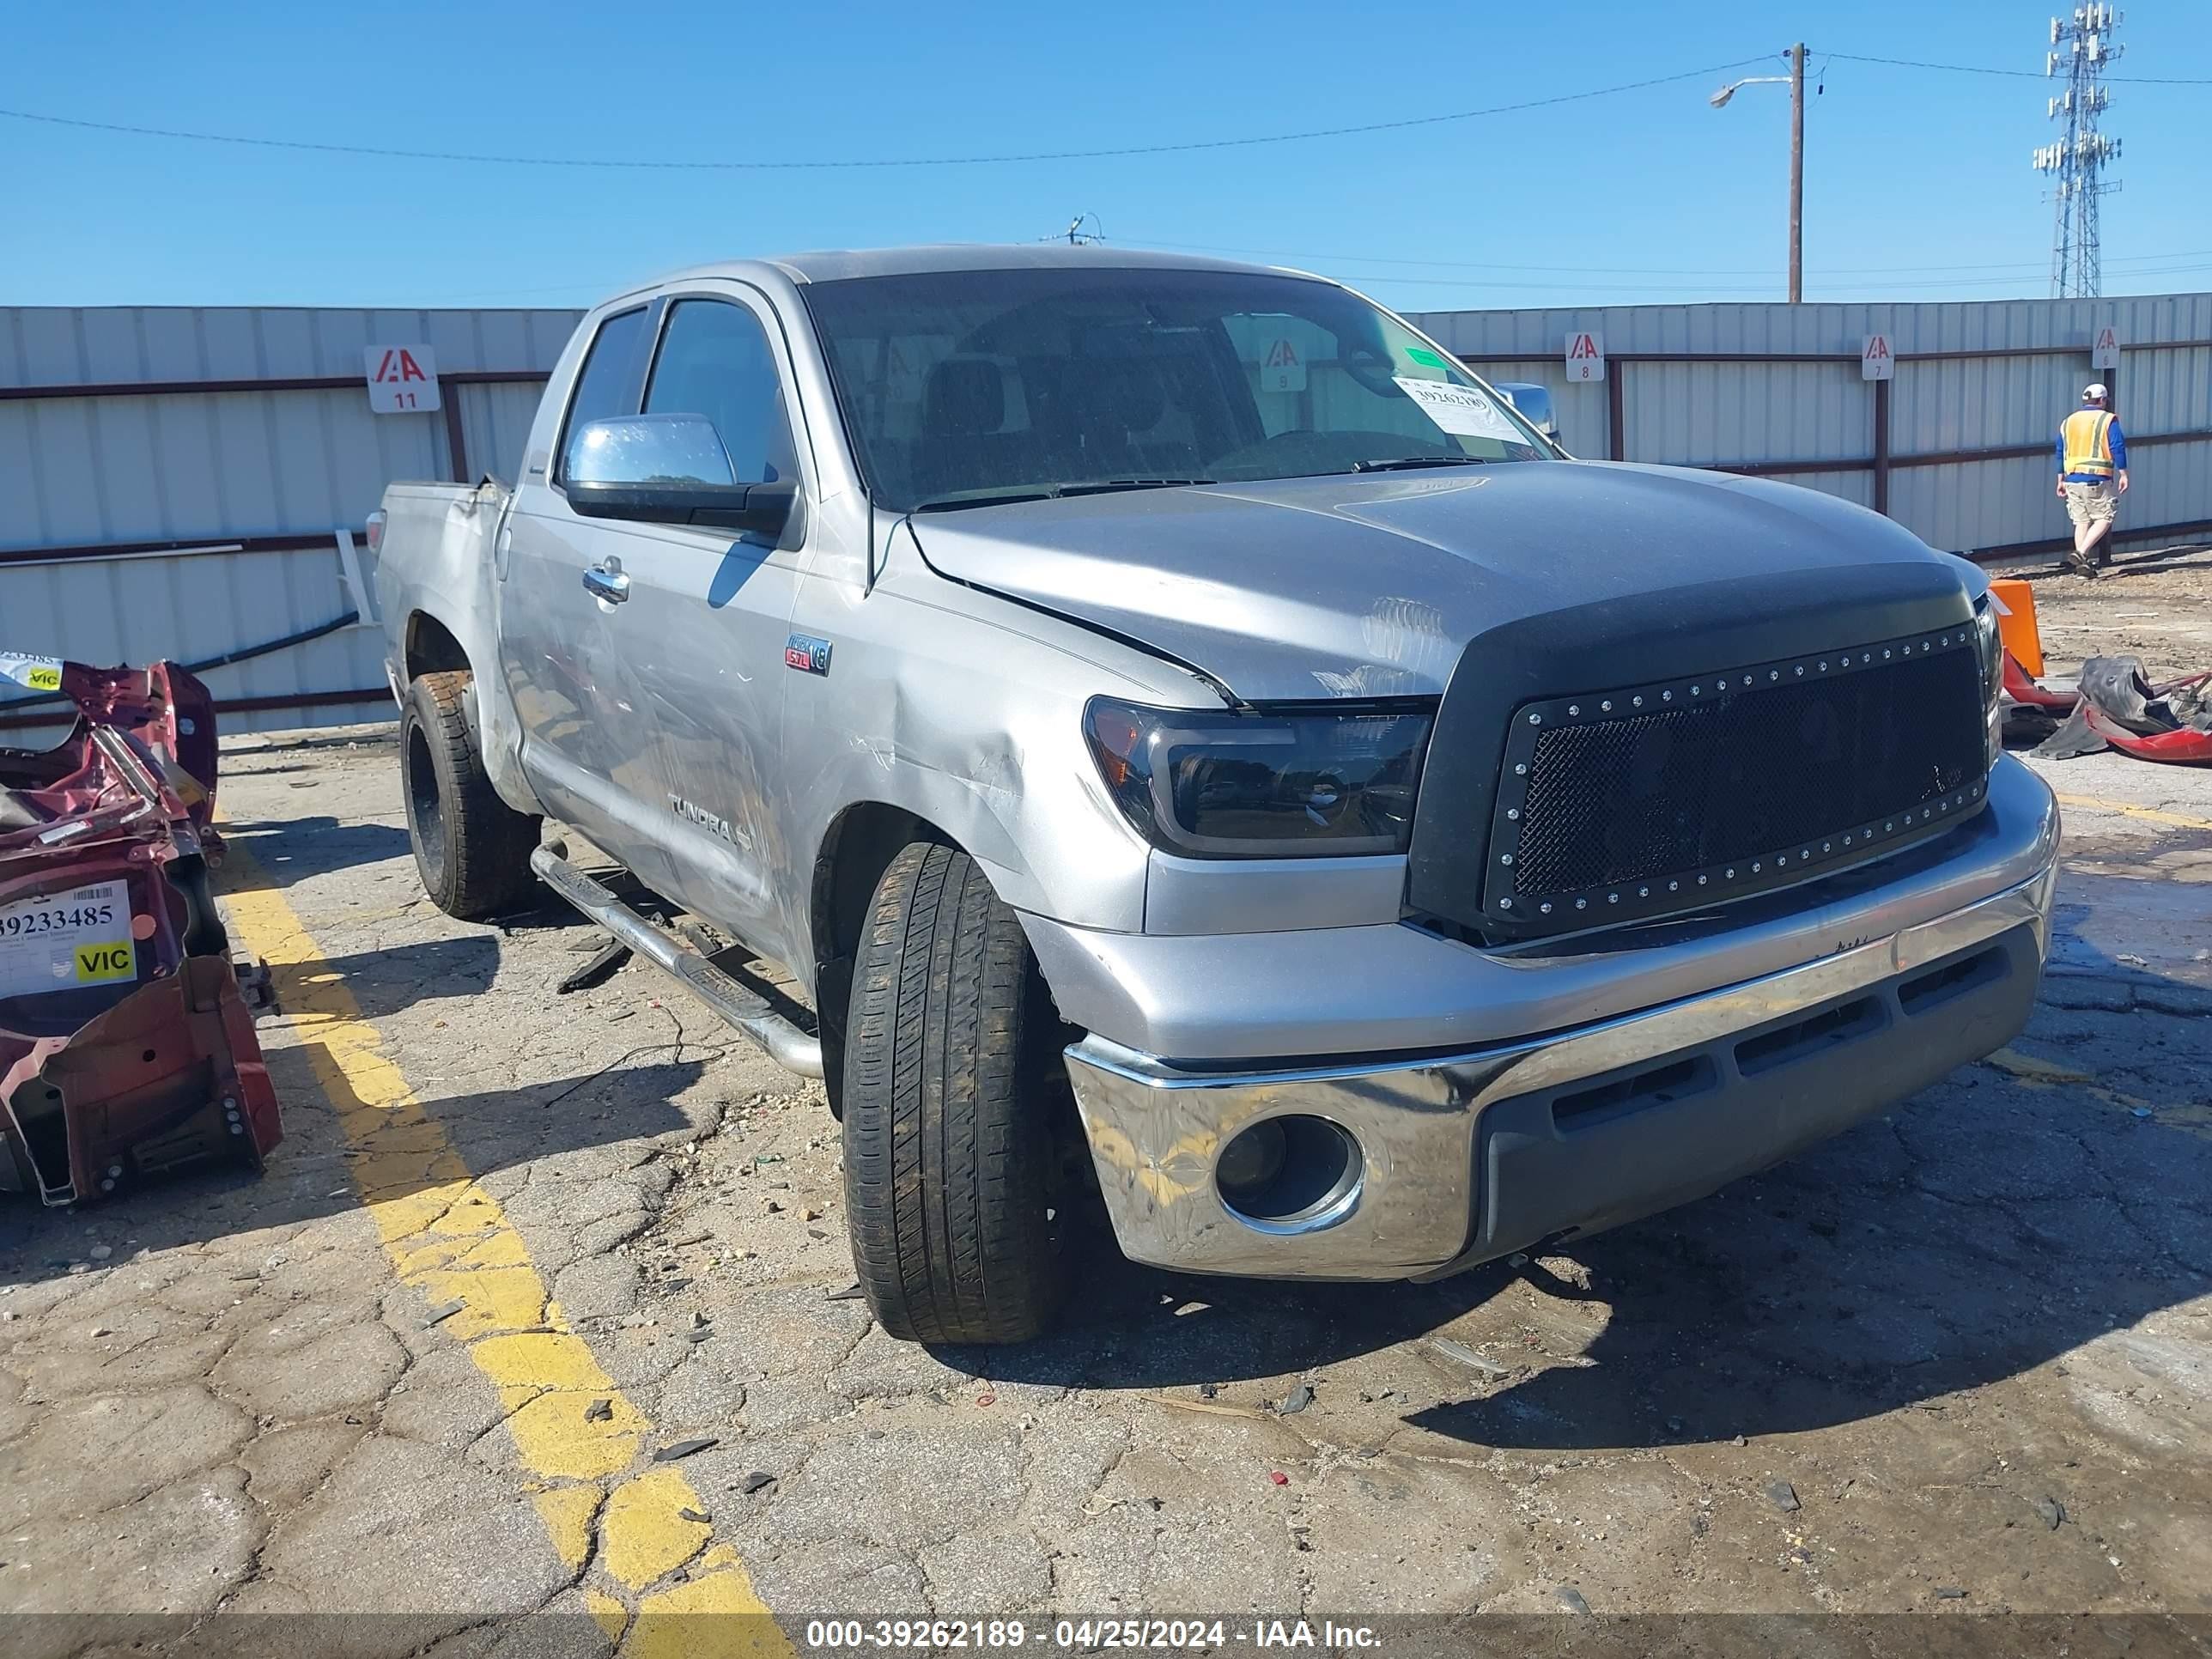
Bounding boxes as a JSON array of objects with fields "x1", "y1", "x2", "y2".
[{"x1": 3, "y1": 621, "x2": 2209, "y2": 1648}]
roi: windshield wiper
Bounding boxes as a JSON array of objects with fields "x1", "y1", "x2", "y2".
[
  {"x1": 911, "y1": 478, "x2": 1215, "y2": 512},
  {"x1": 1058, "y1": 477, "x2": 1216, "y2": 496},
  {"x1": 910, "y1": 487, "x2": 1062, "y2": 513},
  {"x1": 1351, "y1": 455, "x2": 1494, "y2": 473}
]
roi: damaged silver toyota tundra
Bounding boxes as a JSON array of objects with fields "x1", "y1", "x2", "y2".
[{"x1": 371, "y1": 246, "x2": 2059, "y2": 1344}]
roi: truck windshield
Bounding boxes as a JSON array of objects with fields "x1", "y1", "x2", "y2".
[{"x1": 800, "y1": 265, "x2": 1547, "y2": 512}]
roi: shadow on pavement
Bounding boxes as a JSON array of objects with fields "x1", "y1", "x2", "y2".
[
  {"x1": 216, "y1": 817, "x2": 414, "y2": 889},
  {"x1": 0, "y1": 1049, "x2": 703, "y2": 1290},
  {"x1": 298, "y1": 935, "x2": 505, "y2": 1018},
  {"x1": 978, "y1": 935, "x2": 2210, "y2": 1454},
  {"x1": 2107, "y1": 542, "x2": 2212, "y2": 576}
]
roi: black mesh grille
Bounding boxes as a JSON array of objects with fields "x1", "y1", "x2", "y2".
[{"x1": 1503, "y1": 644, "x2": 1985, "y2": 908}]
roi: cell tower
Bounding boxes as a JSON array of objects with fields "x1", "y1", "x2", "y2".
[{"x1": 2031, "y1": 5, "x2": 2124, "y2": 298}]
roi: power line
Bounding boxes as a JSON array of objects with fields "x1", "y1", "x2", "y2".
[
  {"x1": 1344, "y1": 261, "x2": 2212, "y2": 293},
  {"x1": 1340, "y1": 263, "x2": 2212, "y2": 299},
  {"x1": 1, "y1": 52, "x2": 2201, "y2": 182},
  {"x1": 1817, "y1": 48, "x2": 2210, "y2": 84},
  {"x1": 388, "y1": 258, "x2": 2212, "y2": 309},
  {"x1": 0, "y1": 56, "x2": 1774, "y2": 171},
  {"x1": 1125, "y1": 234, "x2": 2212, "y2": 281}
]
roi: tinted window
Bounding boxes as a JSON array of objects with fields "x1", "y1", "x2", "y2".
[
  {"x1": 558, "y1": 306, "x2": 648, "y2": 481},
  {"x1": 800, "y1": 267, "x2": 1543, "y2": 511},
  {"x1": 644, "y1": 300, "x2": 796, "y2": 484}
]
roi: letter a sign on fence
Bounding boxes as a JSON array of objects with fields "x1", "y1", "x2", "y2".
[
  {"x1": 1259, "y1": 337, "x2": 1307, "y2": 393},
  {"x1": 2092, "y1": 325, "x2": 2121, "y2": 370},
  {"x1": 1861, "y1": 334, "x2": 1895, "y2": 380},
  {"x1": 365, "y1": 344, "x2": 442, "y2": 414},
  {"x1": 1565, "y1": 331, "x2": 1605, "y2": 382}
]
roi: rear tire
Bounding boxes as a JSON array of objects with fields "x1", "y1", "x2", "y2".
[
  {"x1": 842, "y1": 841, "x2": 1067, "y2": 1344},
  {"x1": 400, "y1": 670, "x2": 541, "y2": 921}
]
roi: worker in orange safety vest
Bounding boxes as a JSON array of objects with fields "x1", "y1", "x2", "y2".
[{"x1": 2055, "y1": 383, "x2": 2129, "y2": 580}]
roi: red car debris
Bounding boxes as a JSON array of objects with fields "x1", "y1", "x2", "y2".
[
  {"x1": 2028, "y1": 655, "x2": 2212, "y2": 769},
  {"x1": 0, "y1": 658, "x2": 281, "y2": 1205},
  {"x1": 2002, "y1": 652, "x2": 2082, "y2": 715}
]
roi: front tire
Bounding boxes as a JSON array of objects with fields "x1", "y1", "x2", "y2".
[
  {"x1": 400, "y1": 670, "x2": 541, "y2": 921},
  {"x1": 842, "y1": 842, "x2": 1067, "y2": 1344}
]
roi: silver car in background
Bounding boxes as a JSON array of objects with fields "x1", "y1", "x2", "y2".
[{"x1": 371, "y1": 246, "x2": 2058, "y2": 1344}]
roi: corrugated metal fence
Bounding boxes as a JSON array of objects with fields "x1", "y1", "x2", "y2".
[
  {"x1": 1410, "y1": 292, "x2": 2212, "y2": 560},
  {"x1": 1, "y1": 305, "x2": 579, "y2": 737},
  {"x1": 5, "y1": 292, "x2": 2209, "y2": 738}
]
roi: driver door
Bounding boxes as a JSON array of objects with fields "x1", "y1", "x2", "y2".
[{"x1": 586, "y1": 289, "x2": 811, "y2": 951}]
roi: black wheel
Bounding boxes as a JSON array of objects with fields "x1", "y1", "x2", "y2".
[
  {"x1": 842, "y1": 841, "x2": 1069, "y2": 1344},
  {"x1": 400, "y1": 670, "x2": 541, "y2": 920}
]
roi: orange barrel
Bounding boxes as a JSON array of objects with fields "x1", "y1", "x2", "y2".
[{"x1": 1989, "y1": 577, "x2": 2044, "y2": 679}]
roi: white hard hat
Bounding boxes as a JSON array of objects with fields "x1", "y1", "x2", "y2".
[{"x1": 2083, "y1": 382, "x2": 2109, "y2": 402}]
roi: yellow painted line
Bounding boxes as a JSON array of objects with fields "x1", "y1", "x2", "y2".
[
  {"x1": 1985, "y1": 1047, "x2": 2209, "y2": 1129},
  {"x1": 1984, "y1": 1048, "x2": 2097, "y2": 1087},
  {"x1": 218, "y1": 842, "x2": 791, "y2": 1655},
  {"x1": 2054, "y1": 792, "x2": 2212, "y2": 834}
]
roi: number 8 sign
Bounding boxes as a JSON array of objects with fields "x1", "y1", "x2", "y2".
[{"x1": 1565, "y1": 331, "x2": 1605, "y2": 383}]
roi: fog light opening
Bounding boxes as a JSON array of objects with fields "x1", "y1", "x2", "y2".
[{"x1": 1215, "y1": 1115, "x2": 1363, "y2": 1233}]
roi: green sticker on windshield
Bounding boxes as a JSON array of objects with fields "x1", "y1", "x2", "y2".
[{"x1": 1403, "y1": 346, "x2": 1449, "y2": 369}]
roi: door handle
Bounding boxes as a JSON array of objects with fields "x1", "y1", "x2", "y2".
[{"x1": 582, "y1": 561, "x2": 630, "y2": 604}]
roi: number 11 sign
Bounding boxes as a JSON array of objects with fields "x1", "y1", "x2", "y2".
[{"x1": 365, "y1": 344, "x2": 442, "y2": 414}]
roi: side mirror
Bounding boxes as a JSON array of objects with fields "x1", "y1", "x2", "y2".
[
  {"x1": 565, "y1": 414, "x2": 795, "y2": 540},
  {"x1": 1492, "y1": 382, "x2": 1559, "y2": 441}
]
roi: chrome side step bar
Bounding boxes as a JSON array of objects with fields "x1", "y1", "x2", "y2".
[{"x1": 529, "y1": 845, "x2": 825, "y2": 1079}]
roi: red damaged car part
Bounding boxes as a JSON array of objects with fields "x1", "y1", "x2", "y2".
[
  {"x1": 2085, "y1": 700, "x2": 2212, "y2": 763},
  {"x1": 2033, "y1": 657, "x2": 2212, "y2": 769},
  {"x1": 0, "y1": 661, "x2": 280, "y2": 1205},
  {"x1": 2002, "y1": 652, "x2": 2081, "y2": 713}
]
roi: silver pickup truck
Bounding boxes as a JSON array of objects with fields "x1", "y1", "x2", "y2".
[{"x1": 371, "y1": 246, "x2": 2059, "y2": 1345}]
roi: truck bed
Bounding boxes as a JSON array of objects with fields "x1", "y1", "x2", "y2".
[
  {"x1": 374, "y1": 480, "x2": 510, "y2": 587},
  {"x1": 368, "y1": 477, "x2": 540, "y2": 811}
]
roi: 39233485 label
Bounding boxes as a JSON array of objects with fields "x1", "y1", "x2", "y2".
[{"x1": 0, "y1": 881, "x2": 137, "y2": 1000}]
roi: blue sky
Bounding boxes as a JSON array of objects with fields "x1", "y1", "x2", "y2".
[{"x1": 4, "y1": 0, "x2": 2206, "y2": 312}]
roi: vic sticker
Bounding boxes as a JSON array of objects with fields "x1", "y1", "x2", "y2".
[
  {"x1": 74, "y1": 941, "x2": 136, "y2": 983},
  {"x1": 0, "y1": 653, "x2": 64, "y2": 694},
  {"x1": 0, "y1": 882, "x2": 135, "y2": 1000}
]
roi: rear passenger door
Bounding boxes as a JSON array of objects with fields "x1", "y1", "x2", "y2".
[
  {"x1": 599, "y1": 289, "x2": 811, "y2": 955},
  {"x1": 499, "y1": 302, "x2": 661, "y2": 865}
]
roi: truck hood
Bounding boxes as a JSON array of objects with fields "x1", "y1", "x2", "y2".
[{"x1": 907, "y1": 462, "x2": 1975, "y2": 702}]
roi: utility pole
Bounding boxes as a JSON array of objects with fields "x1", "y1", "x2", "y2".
[
  {"x1": 2033, "y1": 6, "x2": 2124, "y2": 298},
  {"x1": 1788, "y1": 42, "x2": 1806, "y2": 305},
  {"x1": 1710, "y1": 50, "x2": 1808, "y2": 304}
]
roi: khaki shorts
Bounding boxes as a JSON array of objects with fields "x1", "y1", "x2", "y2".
[{"x1": 2064, "y1": 480, "x2": 2118, "y2": 527}]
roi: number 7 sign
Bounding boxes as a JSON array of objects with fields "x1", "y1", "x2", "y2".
[{"x1": 365, "y1": 344, "x2": 442, "y2": 414}]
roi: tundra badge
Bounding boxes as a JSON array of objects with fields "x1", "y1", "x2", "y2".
[
  {"x1": 785, "y1": 633, "x2": 832, "y2": 675},
  {"x1": 670, "y1": 795, "x2": 736, "y2": 844}
]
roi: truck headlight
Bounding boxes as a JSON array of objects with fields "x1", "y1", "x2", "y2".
[
  {"x1": 1084, "y1": 697, "x2": 1433, "y2": 858},
  {"x1": 1973, "y1": 593, "x2": 2002, "y2": 762}
]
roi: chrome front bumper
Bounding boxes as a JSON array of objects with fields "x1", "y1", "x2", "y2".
[{"x1": 1062, "y1": 787, "x2": 2059, "y2": 1281}]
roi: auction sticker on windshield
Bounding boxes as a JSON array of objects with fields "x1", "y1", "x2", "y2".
[
  {"x1": 1393, "y1": 377, "x2": 1527, "y2": 446},
  {"x1": 0, "y1": 882, "x2": 137, "y2": 1000},
  {"x1": 0, "y1": 653, "x2": 64, "y2": 694}
]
